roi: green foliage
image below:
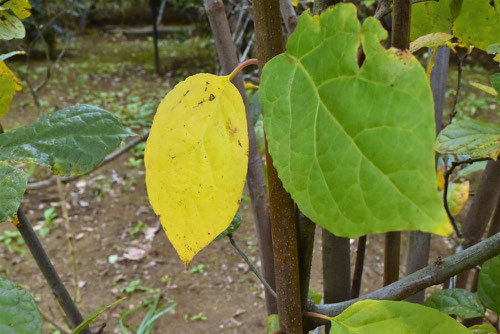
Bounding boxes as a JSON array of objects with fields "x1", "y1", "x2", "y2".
[
  {"x1": 0, "y1": 276, "x2": 42, "y2": 334},
  {"x1": 477, "y1": 255, "x2": 500, "y2": 314},
  {"x1": 0, "y1": 229, "x2": 25, "y2": 255},
  {"x1": 215, "y1": 213, "x2": 242, "y2": 241},
  {"x1": 411, "y1": 0, "x2": 500, "y2": 50},
  {"x1": 424, "y1": 288, "x2": 484, "y2": 319},
  {"x1": 469, "y1": 324, "x2": 498, "y2": 334},
  {"x1": 260, "y1": 4, "x2": 449, "y2": 238},
  {"x1": 435, "y1": 120, "x2": 500, "y2": 160},
  {"x1": 0, "y1": 105, "x2": 134, "y2": 175},
  {"x1": 0, "y1": 163, "x2": 26, "y2": 223},
  {"x1": 72, "y1": 298, "x2": 125, "y2": 334},
  {"x1": 267, "y1": 314, "x2": 280, "y2": 333},
  {"x1": 39, "y1": 207, "x2": 58, "y2": 237},
  {"x1": 329, "y1": 300, "x2": 470, "y2": 333}
]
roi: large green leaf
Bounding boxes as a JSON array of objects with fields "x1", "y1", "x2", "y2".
[
  {"x1": 435, "y1": 120, "x2": 500, "y2": 160},
  {"x1": 424, "y1": 288, "x2": 485, "y2": 319},
  {"x1": 0, "y1": 8, "x2": 25, "y2": 40},
  {"x1": 411, "y1": 0, "x2": 500, "y2": 51},
  {"x1": 469, "y1": 324, "x2": 497, "y2": 334},
  {"x1": 478, "y1": 255, "x2": 500, "y2": 314},
  {"x1": 0, "y1": 104, "x2": 134, "y2": 175},
  {"x1": 0, "y1": 276, "x2": 42, "y2": 334},
  {"x1": 330, "y1": 300, "x2": 470, "y2": 333},
  {"x1": 260, "y1": 4, "x2": 449, "y2": 238},
  {"x1": 0, "y1": 163, "x2": 26, "y2": 223}
]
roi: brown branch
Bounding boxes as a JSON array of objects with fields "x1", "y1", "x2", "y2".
[
  {"x1": 297, "y1": 213, "x2": 315, "y2": 311},
  {"x1": 253, "y1": 0, "x2": 304, "y2": 331},
  {"x1": 308, "y1": 232, "x2": 500, "y2": 317},
  {"x1": 203, "y1": 0, "x2": 278, "y2": 315},
  {"x1": 449, "y1": 55, "x2": 465, "y2": 124}
]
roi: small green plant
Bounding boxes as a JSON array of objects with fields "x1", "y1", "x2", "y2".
[
  {"x1": 188, "y1": 264, "x2": 206, "y2": 275},
  {"x1": 128, "y1": 221, "x2": 146, "y2": 238},
  {"x1": 120, "y1": 279, "x2": 155, "y2": 294},
  {"x1": 39, "y1": 207, "x2": 58, "y2": 237},
  {"x1": 0, "y1": 230, "x2": 25, "y2": 255}
]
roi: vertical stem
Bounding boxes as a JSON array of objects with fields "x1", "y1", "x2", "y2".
[
  {"x1": 253, "y1": 0, "x2": 303, "y2": 331},
  {"x1": 383, "y1": 0, "x2": 411, "y2": 286},
  {"x1": 351, "y1": 235, "x2": 367, "y2": 299},
  {"x1": 322, "y1": 231, "x2": 351, "y2": 303},
  {"x1": 297, "y1": 213, "x2": 315, "y2": 311},
  {"x1": 203, "y1": 0, "x2": 277, "y2": 314},
  {"x1": 16, "y1": 209, "x2": 89, "y2": 333},
  {"x1": 150, "y1": 0, "x2": 160, "y2": 74},
  {"x1": 384, "y1": 232, "x2": 401, "y2": 285},
  {"x1": 405, "y1": 45, "x2": 450, "y2": 303},
  {"x1": 279, "y1": 0, "x2": 298, "y2": 35},
  {"x1": 456, "y1": 160, "x2": 500, "y2": 288}
]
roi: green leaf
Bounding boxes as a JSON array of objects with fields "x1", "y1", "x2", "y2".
[
  {"x1": 469, "y1": 324, "x2": 498, "y2": 334},
  {"x1": 478, "y1": 255, "x2": 500, "y2": 314},
  {"x1": 215, "y1": 213, "x2": 242, "y2": 241},
  {"x1": 487, "y1": 44, "x2": 500, "y2": 54},
  {"x1": 260, "y1": 4, "x2": 449, "y2": 238},
  {"x1": 330, "y1": 300, "x2": 470, "y2": 333},
  {"x1": 0, "y1": 104, "x2": 134, "y2": 175},
  {"x1": 0, "y1": 163, "x2": 26, "y2": 223},
  {"x1": 424, "y1": 288, "x2": 485, "y2": 319},
  {"x1": 267, "y1": 314, "x2": 280, "y2": 333},
  {"x1": 411, "y1": 0, "x2": 500, "y2": 50},
  {"x1": 0, "y1": 8, "x2": 25, "y2": 40},
  {"x1": 491, "y1": 73, "x2": 500, "y2": 97},
  {"x1": 72, "y1": 298, "x2": 125, "y2": 334},
  {"x1": 0, "y1": 276, "x2": 42, "y2": 334},
  {"x1": 470, "y1": 82, "x2": 497, "y2": 97},
  {"x1": 435, "y1": 120, "x2": 500, "y2": 160}
]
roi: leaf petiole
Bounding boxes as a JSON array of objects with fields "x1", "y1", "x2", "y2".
[{"x1": 228, "y1": 58, "x2": 259, "y2": 81}]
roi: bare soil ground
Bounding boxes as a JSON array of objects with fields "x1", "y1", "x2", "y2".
[{"x1": 0, "y1": 29, "x2": 494, "y2": 333}]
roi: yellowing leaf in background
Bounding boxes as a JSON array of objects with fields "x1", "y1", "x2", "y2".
[
  {"x1": 3, "y1": 0, "x2": 31, "y2": 19},
  {"x1": 0, "y1": 61, "x2": 22, "y2": 118},
  {"x1": 437, "y1": 165, "x2": 445, "y2": 190},
  {"x1": 448, "y1": 181, "x2": 469, "y2": 216},
  {"x1": 145, "y1": 73, "x2": 249, "y2": 265}
]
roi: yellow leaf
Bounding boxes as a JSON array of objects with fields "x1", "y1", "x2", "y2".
[
  {"x1": 448, "y1": 181, "x2": 470, "y2": 216},
  {"x1": 0, "y1": 61, "x2": 21, "y2": 119},
  {"x1": 292, "y1": 0, "x2": 298, "y2": 6},
  {"x1": 470, "y1": 82, "x2": 498, "y2": 97},
  {"x1": 244, "y1": 82, "x2": 259, "y2": 90},
  {"x1": 145, "y1": 73, "x2": 249, "y2": 266},
  {"x1": 436, "y1": 165, "x2": 445, "y2": 190},
  {"x1": 3, "y1": 0, "x2": 31, "y2": 19},
  {"x1": 410, "y1": 33, "x2": 453, "y2": 53}
]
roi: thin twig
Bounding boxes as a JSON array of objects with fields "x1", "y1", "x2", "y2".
[
  {"x1": 56, "y1": 177, "x2": 81, "y2": 304},
  {"x1": 228, "y1": 234, "x2": 277, "y2": 299},
  {"x1": 40, "y1": 308, "x2": 71, "y2": 334},
  {"x1": 449, "y1": 55, "x2": 465, "y2": 123},
  {"x1": 27, "y1": 131, "x2": 150, "y2": 190},
  {"x1": 443, "y1": 157, "x2": 492, "y2": 238},
  {"x1": 374, "y1": 0, "x2": 439, "y2": 19}
]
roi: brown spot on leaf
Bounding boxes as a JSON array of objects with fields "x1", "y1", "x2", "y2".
[
  {"x1": 184, "y1": 90, "x2": 190, "y2": 96},
  {"x1": 209, "y1": 94, "x2": 215, "y2": 101}
]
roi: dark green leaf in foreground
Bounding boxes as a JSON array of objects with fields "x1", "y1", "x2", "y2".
[
  {"x1": 424, "y1": 288, "x2": 485, "y2": 319},
  {"x1": 0, "y1": 163, "x2": 26, "y2": 223},
  {"x1": 478, "y1": 255, "x2": 500, "y2": 314},
  {"x1": 435, "y1": 120, "x2": 500, "y2": 160},
  {"x1": 330, "y1": 300, "x2": 470, "y2": 333},
  {"x1": 260, "y1": 4, "x2": 449, "y2": 238},
  {"x1": 0, "y1": 276, "x2": 42, "y2": 334},
  {"x1": 0, "y1": 104, "x2": 134, "y2": 175}
]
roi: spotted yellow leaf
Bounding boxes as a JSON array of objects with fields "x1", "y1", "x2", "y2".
[
  {"x1": 409, "y1": 32, "x2": 453, "y2": 53},
  {"x1": 145, "y1": 73, "x2": 249, "y2": 265},
  {"x1": 448, "y1": 181, "x2": 469, "y2": 216}
]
